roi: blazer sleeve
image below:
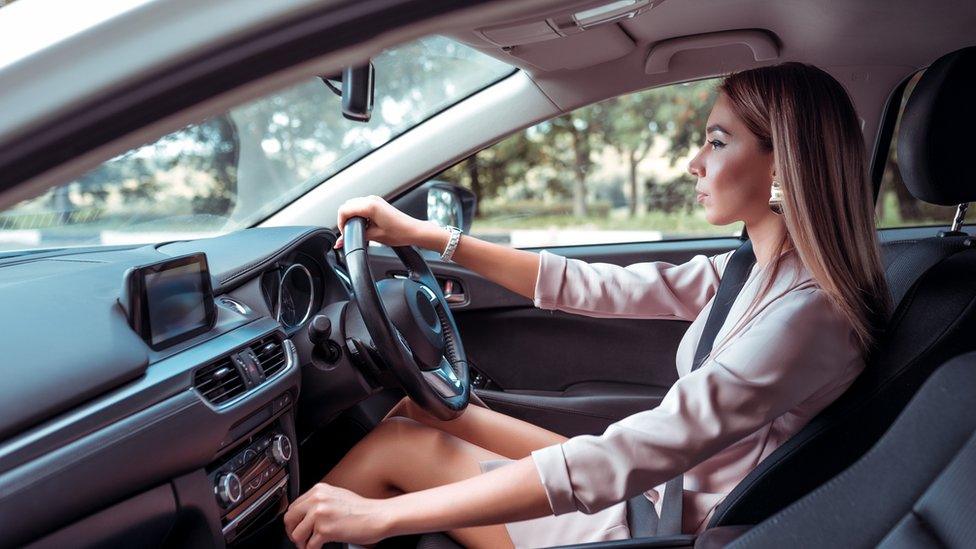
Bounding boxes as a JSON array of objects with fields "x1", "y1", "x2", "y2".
[
  {"x1": 530, "y1": 288, "x2": 859, "y2": 515},
  {"x1": 533, "y1": 249, "x2": 735, "y2": 321}
]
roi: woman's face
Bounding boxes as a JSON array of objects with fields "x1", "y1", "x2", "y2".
[{"x1": 687, "y1": 92, "x2": 775, "y2": 226}]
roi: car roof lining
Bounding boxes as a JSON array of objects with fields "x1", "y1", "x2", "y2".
[{"x1": 447, "y1": 0, "x2": 976, "y2": 110}]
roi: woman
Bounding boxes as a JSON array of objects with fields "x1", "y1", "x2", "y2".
[{"x1": 283, "y1": 62, "x2": 891, "y2": 548}]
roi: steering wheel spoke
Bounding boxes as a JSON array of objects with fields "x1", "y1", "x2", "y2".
[{"x1": 422, "y1": 356, "x2": 466, "y2": 398}]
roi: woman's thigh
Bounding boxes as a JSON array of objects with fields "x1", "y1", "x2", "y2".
[
  {"x1": 385, "y1": 397, "x2": 568, "y2": 459},
  {"x1": 324, "y1": 416, "x2": 515, "y2": 548}
]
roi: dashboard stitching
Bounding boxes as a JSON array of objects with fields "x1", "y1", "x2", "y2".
[{"x1": 218, "y1": 227, "x2": 329, "y2": 288}]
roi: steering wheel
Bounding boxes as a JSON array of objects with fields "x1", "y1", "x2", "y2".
[{"x1": 342, "y1": 217, "x2": 470, "y2": 420}]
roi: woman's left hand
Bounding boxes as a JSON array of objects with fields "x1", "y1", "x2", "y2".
[{"x1": 283, "y1": 482, "x2": 393, "y2": 548}]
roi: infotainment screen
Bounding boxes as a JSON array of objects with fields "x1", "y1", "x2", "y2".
[{"x1": 122, "y1": 253, "x2": 217, "y2": 350}]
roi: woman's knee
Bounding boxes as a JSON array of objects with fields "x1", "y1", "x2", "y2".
[{"x1": 327, "y1": 417, "x2": 432, "y2": 482}]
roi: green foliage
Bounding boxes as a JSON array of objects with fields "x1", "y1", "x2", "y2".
[{"x1": 439, "y1": 79, "x2": 718, "y2": 222}]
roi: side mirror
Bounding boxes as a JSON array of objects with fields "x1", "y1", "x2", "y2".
[
  {"x1": 395, "y1": 180, "x2": 477, "y2": 234},
  {"x1": 320, "y1": 62, "x2": 374, "y2": 122}
]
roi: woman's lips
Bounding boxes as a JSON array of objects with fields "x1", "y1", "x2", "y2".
[{"x1": 696, "y1": 192, "x2": 708, "y2": 203}]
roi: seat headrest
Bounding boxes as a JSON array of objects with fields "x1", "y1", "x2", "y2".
[{"x1": 897, "y1": 46, "x2": 976, "y2": 206}]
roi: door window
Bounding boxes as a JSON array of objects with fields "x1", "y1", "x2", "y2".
[{"x1": 433, "y1": 77, "x2": 740, "y2": 248}]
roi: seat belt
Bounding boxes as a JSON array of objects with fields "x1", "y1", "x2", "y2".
[{"x1": 655, "y1": 240, "x2": 756, "y2": 536}]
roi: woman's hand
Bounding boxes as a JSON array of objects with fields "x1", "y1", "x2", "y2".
[
  {"x1": 283, "y1": 482, "x2": 393, "y2": 548},
  {"x1": 335, "y1": 195, "x2": 437, "y2": 250}
]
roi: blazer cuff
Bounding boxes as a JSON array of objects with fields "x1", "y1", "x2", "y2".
[
  {"x1": 531, "y1": 444, "x2": 578, "y2": 515},
  {"x1": 533, "y1": 250, "x2": 567, "y2": 310}
]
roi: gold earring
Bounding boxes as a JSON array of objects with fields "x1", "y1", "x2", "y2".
[{"x1": 769, "y1": 179, "x2": 784, "y2": 215}]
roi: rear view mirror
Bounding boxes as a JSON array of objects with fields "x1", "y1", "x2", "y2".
[{"x1": 320, "y1": 62, "x2": 374, "y2": 122}]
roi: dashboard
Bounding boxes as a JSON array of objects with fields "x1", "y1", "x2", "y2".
[{"x1": 0, "y1": 226, "x2": 377, "y2": 548}]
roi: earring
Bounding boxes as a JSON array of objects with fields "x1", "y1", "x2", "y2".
[{"x1": 769, "y1": 179, "x2": 784, "y2": 215}]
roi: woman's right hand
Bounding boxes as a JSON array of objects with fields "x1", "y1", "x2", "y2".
[
  {"x1": 335, "y1": 195, "x2": 432, "y2": 250},
  {"x1": 337, "y1": 195, "x2": 541, "y2": 301}
]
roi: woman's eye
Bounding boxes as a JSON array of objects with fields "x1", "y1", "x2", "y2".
[{"x1": 708, "y1": 139, "x2": 726, "y2": 150}]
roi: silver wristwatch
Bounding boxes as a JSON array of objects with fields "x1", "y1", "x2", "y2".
[{"x1": 440, "y1": 226, "x2": 462, "y2": 262}]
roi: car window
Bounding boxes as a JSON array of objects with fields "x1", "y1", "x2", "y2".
[
  {"x1": 0, "y1": 36, "x2": 514, "y2": 252},
  {"x1": 876, "y1": 70, "x2": 958, "y2": 229},
  {"x1": 431, "y1": 77, "x2": 739, "y2": 248}
]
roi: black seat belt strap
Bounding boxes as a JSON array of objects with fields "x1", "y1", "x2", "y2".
[{"x1": 656, "y1": 240, "x2": 756, "y2": 536}]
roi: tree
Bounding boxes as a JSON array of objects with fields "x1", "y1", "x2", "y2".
[
  {"x1": 598, "y1": 81, "x2": 715, "y2": 217},
  {"x1": 533, "y1": 103, "x2": 607, "y2": 217},
  {"x1": 600, "y1": 95, "x2": 656, "y2": 217},
  {"x1": 438, "y1": 131, "x2": 542, "y2": 215}
]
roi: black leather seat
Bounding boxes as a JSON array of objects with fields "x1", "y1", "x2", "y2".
[
  {"x1": 708, "y1": 45, "x2": 976, "y2": 529},
  {"x1": 721, "y1": 350, "x2": 976, "y2": 548}
]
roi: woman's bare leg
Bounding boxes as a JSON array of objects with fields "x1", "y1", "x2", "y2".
[
  {"x1": 324, "y1": 416, "x2": 515, "y2": 549},
  {"x1": 385, "y1": 397, "x2": 568, "y2": 459}
]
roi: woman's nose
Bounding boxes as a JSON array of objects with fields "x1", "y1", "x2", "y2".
[{"x1": 688, "y1": 149, "x2": 705, "y2": 177}]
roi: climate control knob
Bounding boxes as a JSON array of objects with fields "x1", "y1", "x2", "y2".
[
  {"x1": 216, "y1": 472, "x2": 243, "y2": 506},
  {"x1": 272, "y1": 434, "x2": 292, "y2": 465}
]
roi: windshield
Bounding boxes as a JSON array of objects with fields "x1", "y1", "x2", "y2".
[{"x1": 0, "y1": 36, "x2": 514, "y2": 252}]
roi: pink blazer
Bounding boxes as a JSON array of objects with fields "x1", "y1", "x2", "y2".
[{"x1": 529, "y1": 249, "x2": 863, "y2": 533}]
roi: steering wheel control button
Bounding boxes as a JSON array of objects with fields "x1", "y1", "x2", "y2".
[{"x1": 216, "y1": 473, "x2": 243, "y2": 506}]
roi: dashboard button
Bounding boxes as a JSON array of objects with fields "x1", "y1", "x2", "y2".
[
  {"x1": 216, "y1": 473, "x2": 243, "y2": 506},
  {"x1": 272, "y1": 434, "x2": 293, "y2": 464}
]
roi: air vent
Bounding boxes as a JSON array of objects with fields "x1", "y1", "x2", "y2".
[
  {"x1": 194, "y1": 357, "x2": 247, "y2": 404},
  {"x1": 251, "y1": 336, "x2": 286, "y2": 379}
]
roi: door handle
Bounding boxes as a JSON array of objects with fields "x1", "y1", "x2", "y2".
[
  {"x1": 442, "y1": 278, "x2": 467, "y2": 305},
  {"x1": 388, "y1": 271, "x2": 467, "y2": 305}
]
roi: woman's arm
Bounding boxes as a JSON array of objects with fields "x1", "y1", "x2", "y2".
[
  {"x1": 336, "y1": 195, "x2": 732, "y2": 319},
  {"x1": 531, "y1": 289, "x2": 860, "y2": 516},
  {"x1": 336, "y1": 195, "x2": 541, "y2": 300},
  {"x1": 284, "y1": 457, "x2": 551, "y2": 548}
]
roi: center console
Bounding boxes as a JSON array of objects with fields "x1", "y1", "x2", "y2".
[{"x1": 208, "y1": 392, "x2": 299, "y2": 545}]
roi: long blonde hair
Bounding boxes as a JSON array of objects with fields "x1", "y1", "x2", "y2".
[{"x1": 719, "y1": 62, "x2": 891, "y2": 353}]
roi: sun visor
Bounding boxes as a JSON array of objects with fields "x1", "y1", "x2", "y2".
[{"x1": 481, "y1": 23, "x2": 636, "y2": 71}]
